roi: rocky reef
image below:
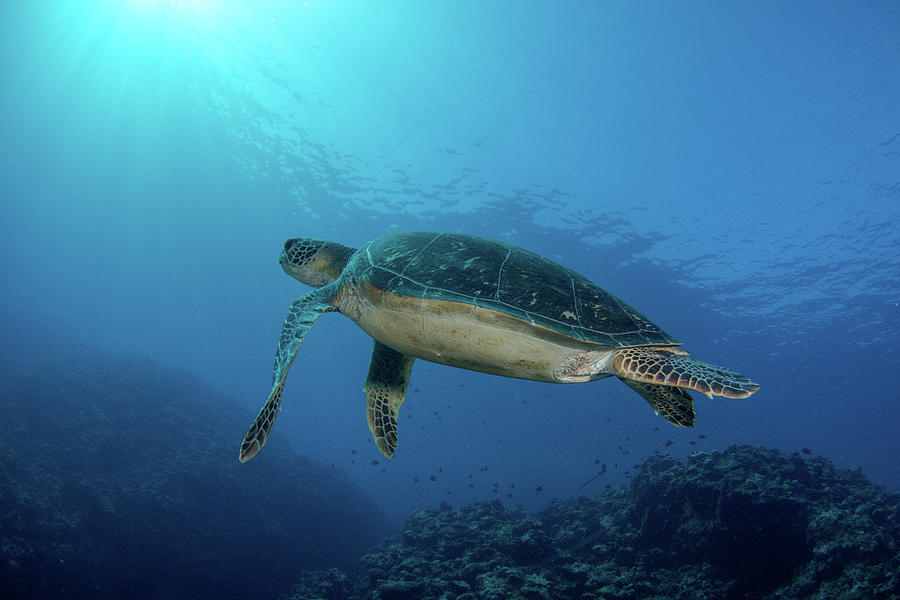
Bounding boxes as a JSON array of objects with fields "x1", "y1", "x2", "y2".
[
  {"x1": 284, "y1": 445, "x2": 899, "y2": 600},
  {"x1": 0, "y1": 352, "x2": 390, "y2": 600}
]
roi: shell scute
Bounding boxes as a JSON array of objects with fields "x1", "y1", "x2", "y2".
[{"x1": 353, "y1": 231, "x2": 678, "y2": 348}]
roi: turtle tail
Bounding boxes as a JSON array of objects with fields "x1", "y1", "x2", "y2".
[{"x1": 613, "y1": 347, "x2": 759, "y2": 399}]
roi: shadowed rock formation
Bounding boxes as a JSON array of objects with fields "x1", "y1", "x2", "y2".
[{"x1": 0, "y1": 352, "x2": 389, "y2": 600}]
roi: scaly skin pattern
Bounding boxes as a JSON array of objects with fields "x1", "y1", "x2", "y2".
[
  {"x1": 239, "y1": 286, "x2": 337, "y2": 462},
  {"x1": 613, "y1": 347, "x2": 759, "y2": 399},
  {"x1": 620, "y1": 378, "x2": 696, "y2": 427},
  {"x1": 364, "y1": 341, "x2": 415, "y2": 458},
  {"x1": 239, "y1": 381, "x2": 284, "y2": 462}
]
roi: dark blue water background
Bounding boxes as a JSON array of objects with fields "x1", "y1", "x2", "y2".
[{"x1": 2, "y1": 1, "x2": 899, "y2": 526}]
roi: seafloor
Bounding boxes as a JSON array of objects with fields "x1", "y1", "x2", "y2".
[
  {"x1": 1, "y1": 353, "x2": 897, "y2": 599},
  {"x1": 285, "y1": 445, "x2": 900, "y2": 600}
]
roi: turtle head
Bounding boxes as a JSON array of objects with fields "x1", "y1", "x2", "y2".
[{"x1": 279, "y1": 237, "x2": 356, "y2": 287}]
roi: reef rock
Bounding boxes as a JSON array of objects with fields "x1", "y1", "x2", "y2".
[{"x1": 284, "y1": 446, "x2": 899, "y2": 600}]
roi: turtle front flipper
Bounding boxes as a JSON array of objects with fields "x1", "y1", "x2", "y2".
[
  {"x1": 613, "y1": 347, "x2": 760, "y2": 399},
  {"x1": 239, "y1": 286, "x2": 337, "y2": 463},
  {"x1": 619, "y1": 378, "x2": 695, "y2": 427},
  {"x1": 364, "y1": 341, "x2": 415, "y2": 458}
]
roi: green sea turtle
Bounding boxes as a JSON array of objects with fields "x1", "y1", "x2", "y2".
[{"x1": 239, "y1": 231, "x2": 759, "y2": 462}]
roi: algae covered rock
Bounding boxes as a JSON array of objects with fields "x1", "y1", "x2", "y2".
[
  {"x1": 630, "y1": 447, "x2": 814, "y2": 595},
  {"x1": 284, "y1": 445, "x2": 899, "y2": 600},
  {"x1": 630, "y1": 446, "x2": 899, "y2": 598}
]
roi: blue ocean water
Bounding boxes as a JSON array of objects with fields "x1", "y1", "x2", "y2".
[{"x1": 1, "y1": 0, "x2": 899, "y2": 576}]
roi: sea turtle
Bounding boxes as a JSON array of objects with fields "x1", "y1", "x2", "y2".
[{"x1": 239, "y1": 231, "x2": 759, "y2": 462}]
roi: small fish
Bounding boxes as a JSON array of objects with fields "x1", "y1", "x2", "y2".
[
  {"x1": 430, "y1": 475, "x2": 437, "y2": 481},
  {"x1": 801, "y1": 447, "x2": 812, "y2": 455},
  {"x1": 665, "y1": 439, "x2": 674, "y2": 447},
  {"x1": 535, "y1": 486, "x2": 543, "y2": 493},
  {"x1": 372, "y1": 460, "x2": 379, "y2": 465}
]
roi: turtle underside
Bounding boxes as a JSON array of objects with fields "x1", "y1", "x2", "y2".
[{"x1": 352, "y1": 231, "x2": 679, "y2": 348}]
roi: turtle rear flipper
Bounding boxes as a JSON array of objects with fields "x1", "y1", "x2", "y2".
[
  {"x1": 613, "y1": 347, "x2": 759, "y2": 399},
  {"x1": 364, "y1": 341, "x2": 415, "y2": 458},
  {"x1": 239, "y1": 286, "x2": 337, "y2": 462},
  {"x1": 620, "y1": 378, "x2": 695, "y2": 427}
]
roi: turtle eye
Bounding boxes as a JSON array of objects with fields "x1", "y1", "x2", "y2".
[{"x1": 283, "y1": 239, "x2": 295, "y2": 253}]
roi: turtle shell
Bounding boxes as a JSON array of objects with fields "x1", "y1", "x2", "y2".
[{"x1": 352, "y1": 231, "x2": 679, "y2": 348}]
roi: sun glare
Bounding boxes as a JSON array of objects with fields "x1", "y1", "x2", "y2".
[{"x1": 129, "y1": 0, "x2": 224, "y2": 21}]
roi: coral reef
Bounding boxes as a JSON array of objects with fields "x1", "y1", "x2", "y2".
[
  {"x1": 284, "y1": 446, "x2": 899, "y2": 600},
  {"x1": 0, "y1": 353, "x2": 389, "y2": 600}
]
